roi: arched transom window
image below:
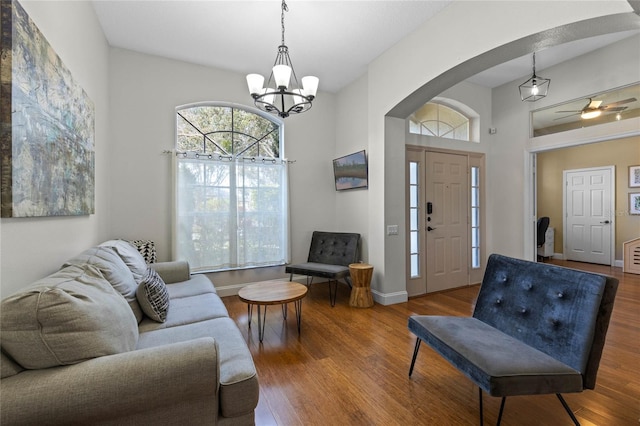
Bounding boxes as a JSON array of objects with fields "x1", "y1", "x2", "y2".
[{"x1": 409, "y1": 101, "x2": 471, "y2": 141}]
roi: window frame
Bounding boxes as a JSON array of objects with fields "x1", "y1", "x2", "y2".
[{"x1": 173, "y1": 102, "x2": 287, "y2": 273}]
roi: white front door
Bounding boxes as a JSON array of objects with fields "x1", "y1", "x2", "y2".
[
  {"x1": 564, "y1": 167, "x2": 614, "y2": 265},
  {"x1": 425, "y1": 151, "x2": 469, "y2": 292}
]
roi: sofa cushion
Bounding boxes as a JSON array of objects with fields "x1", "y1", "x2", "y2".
[
  {"x1": 137, "y1": 317, "x2": 259, "y2": 418},
  {"x1": 63, "y1": 245, "x2": 144, "y2": 323},
  {"x1": 100, "y1": 239, "x2": 148, "y2": 284},
  {"x1": 0, "y1": 264, "x2": 138, "y2": 369},
  {"x1": 138, "y1": 292, "x2": 229, "y2": 333},
  {"x1": 165, "y1": 274, "x2": 217, "y2": 299},
  {"x1": 137, "y1": 268, "x2": 170, "y2": 322}
]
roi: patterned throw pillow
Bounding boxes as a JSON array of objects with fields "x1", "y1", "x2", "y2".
[
  {"x1": 136, "y1": 268, "x2": 170, "y2": 322},
  {"x1": 128, "y1": 240, "x2": 157, "y2": 264}
]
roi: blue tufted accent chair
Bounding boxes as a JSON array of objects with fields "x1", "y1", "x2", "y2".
[
  {"x1": 408, "y1": 253, "x2": 618, "y2": 425},
  {"x1": 285, "y1": 231, "x2": 360, "y2": 306}
]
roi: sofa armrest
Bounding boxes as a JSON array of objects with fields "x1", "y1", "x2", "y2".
[
  {"x1": 1, "y1": 338, "x2": 219, "y2": 426},
  {"x1": 150, "y1": 260, "x2": 191, "y2": 284}
]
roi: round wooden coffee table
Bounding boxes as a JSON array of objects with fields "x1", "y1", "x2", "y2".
[{"x1": 238, "y1": 280, "x2": 308, "y2": 342}]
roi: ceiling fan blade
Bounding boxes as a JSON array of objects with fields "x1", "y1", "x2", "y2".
[
  {"x1": 604, "y1": 97, "x2": 637, "y2": 107},
  {"x1": 605, "y1": 106, "x2": 627, "y2": 112},
  {"x1": 554, "y1": 113, "x2": 580, "y2": 121},
  {"x1": 588, "y1": 100, "x2": 603, "y2": 109},
  {"x1": 555, "y1": 110, "x2": 581, "y2": 113}
]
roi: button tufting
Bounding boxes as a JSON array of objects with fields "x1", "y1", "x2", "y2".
[
  {"x1": 521, "y1": 308, "x2": 527, "y2": 314},
  {"x1": 496, "y1": 298, "x2": 502, "y2": 304},
  {"x1": 557, "y1": 292, "x2": 564, "y2": 298}
]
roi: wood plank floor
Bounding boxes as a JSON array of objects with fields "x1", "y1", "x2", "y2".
[{"x1": 222, "y1": 260, "x2": 640, "y2": 425}]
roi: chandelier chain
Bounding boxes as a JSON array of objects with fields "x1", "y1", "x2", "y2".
[{"x1": 281, "y1": 0, "x2": 288, "y2": 46}]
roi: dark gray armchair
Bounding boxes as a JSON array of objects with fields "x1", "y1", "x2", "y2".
[
  {"x1": 408, "y1": 254, "x2": 618, "y2": 425},
  {"x1": 285, "y1": 231, "x2": 360, "y2": 306}
]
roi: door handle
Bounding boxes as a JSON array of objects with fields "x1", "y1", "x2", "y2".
[
  {"x1": 600, "y1": 220, "x2": 610, "y2": 224},
  {"x1": 427, "y1": 226, "x2": 436, "y2": 232}
]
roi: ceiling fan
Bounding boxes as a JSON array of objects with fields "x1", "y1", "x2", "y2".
[{"x1": 555, "y1": 97, "x2": 637, "y2": 120}]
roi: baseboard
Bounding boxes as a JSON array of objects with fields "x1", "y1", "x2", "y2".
[
  {"x1": 372, "y1": 289, "x2": 408, "y2": 305},
  {"x1": 547, "y1": 253, "x2": 623, "y2": 268}
]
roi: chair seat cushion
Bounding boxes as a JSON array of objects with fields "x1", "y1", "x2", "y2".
[
  {"x1": 285, "y1": 262, "x2": 350, "y2": 279},
  {"x1": 408, "y1": 316, "x2": 583, "y2": 397}
]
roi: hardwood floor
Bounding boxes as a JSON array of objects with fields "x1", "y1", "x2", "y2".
[{"x1": 222, "y1": 260, "x2": 639, "y2": 425}]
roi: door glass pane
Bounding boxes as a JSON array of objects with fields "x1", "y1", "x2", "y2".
[
  {"x1": 411, "y1": 254, "x2": 419, "y2": 277},
  {"x1": 410, "y1": 186, "x2": 418, "y2": 207},
  {"x1": 410, "y1": 162, "x2": 418, "y2": 185},
  {"x1": 411, "y1": 231, "x2": 418, "y2": 253},
  {"x1": 410, "y1": 208, "x2": 418, "y2": 230}
]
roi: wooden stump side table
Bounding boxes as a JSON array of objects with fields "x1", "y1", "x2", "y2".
[{"x1": 349, "y1": 263, "x2": 374, "y2": 308}]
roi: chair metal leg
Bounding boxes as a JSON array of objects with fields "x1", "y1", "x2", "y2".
[
  {"x1": 556, "y1": 394, "x2": 580, "y2": 426},
  {"x1": 478, "y1": 388, "x2": 483, "y2": 426},
  {"x1": 329, "y1": 280, "x2": 337, "y2": 307},
  {"x1": 496, "y1": 397, "x2": 506, "y2": 426},
  {"x1": 408, "y1": 339, "x2": 421, "y2": 377}
]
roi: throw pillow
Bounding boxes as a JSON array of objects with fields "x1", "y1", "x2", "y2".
[
  {"x1": 128, "y1": 239, "x2": 157, "y2": 264},
  {"x1": 0, "y1": 264, "x2": 139, "y2": 369},
  {"x1": 100, "y1": 239, "x2": 148, "y2": 284},
  {"x1": 137, "y1": 268, "x2": 170, "y2": 322},
  {"x1": 63, "y1": 246, "x2": 144, "y2": 323}
]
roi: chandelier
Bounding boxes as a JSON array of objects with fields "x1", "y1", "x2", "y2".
[
  {"x1": 246, "y1": 0, "x2": 318, "y2": 118},
  {"x1": 519, "y1": 52, "x2": 550, "y2": 102}
]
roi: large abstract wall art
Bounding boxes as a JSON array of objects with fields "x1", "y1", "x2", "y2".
[{"x1": 1, "y1": 0, "x2": 95, "y2": 217}]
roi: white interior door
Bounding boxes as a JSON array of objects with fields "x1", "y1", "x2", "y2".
[
  {"x1": 425, "y1": 151, "x2": 469, "y2": 292},
  {"x1": 563, "y1": 166, "x2": 614, "y2": 265}
]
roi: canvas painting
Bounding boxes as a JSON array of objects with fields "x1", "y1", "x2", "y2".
[{"x1": 0, "y1": 0, "x2": 95, "y2": 217}]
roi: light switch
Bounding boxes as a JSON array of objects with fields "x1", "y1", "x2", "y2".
[{"x1": 387, "y1": 225, "x2": 399, "y2": 235}]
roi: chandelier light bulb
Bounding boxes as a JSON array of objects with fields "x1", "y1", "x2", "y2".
[
  {"x1": 246, "y1": 74, "x2": 265, "y2": 96},
  {"x1": 302, "y1": 76, "x2": 319, "y2": 98},
  {"x1": 273, "y1": 64, "x2": 292, "y2": 89}
]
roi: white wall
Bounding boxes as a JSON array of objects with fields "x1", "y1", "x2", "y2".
[
  {"x1": 491, "y1": 33, "x2": 640, "y2": 259},
  {"x1": 338, "y1": 0, "x2": 633, "y2": 303},
  {"x1": 334, "y1": 74, "x2": 369, "y2": 261},
  {"x1": 108, "y1": 48, "x2": 337, "y2": 289},
  {"x1": 0, "y1": 1, "x2": 110, "y2": 297}
]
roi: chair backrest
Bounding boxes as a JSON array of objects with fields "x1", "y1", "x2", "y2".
[
  {"x1": 473, "y1": 254, "x2": 618, "y2": 389},
  {"x1": 537, "y1": 216, "x2": 550, "y2": 247},
  {"x1": 307, "y1": 231, "x2": 360, "y2": 266}
]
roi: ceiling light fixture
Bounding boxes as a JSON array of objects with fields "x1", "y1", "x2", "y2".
[
  {"x1": 246, "y1": 0, "x2": 318, "y2": 118},
  {"x1": 580, "y1": 109, "x2": 602, "y2": 120},
  {"x1": 519, "y1": 52, "x2": 550, "y2": 102}
]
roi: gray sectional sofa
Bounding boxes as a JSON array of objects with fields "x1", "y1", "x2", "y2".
[{"x1": 0, "y1": 240, "x2": 258, "y2": 425}]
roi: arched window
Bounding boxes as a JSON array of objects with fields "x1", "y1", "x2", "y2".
[
  {"x1": 174, "y1": 103, "x2": 288, "y2": 272},
  {"x1": 409, "y1": 101, "x2": 472, "y2": 141}
]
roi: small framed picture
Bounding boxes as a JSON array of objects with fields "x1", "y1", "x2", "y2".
[
  {"x1": 630, "y1": 193, "x2": 640, "y2": 215},
  {"x1": 630, "y1": 165, "x2": 640, "y2": 188}
]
